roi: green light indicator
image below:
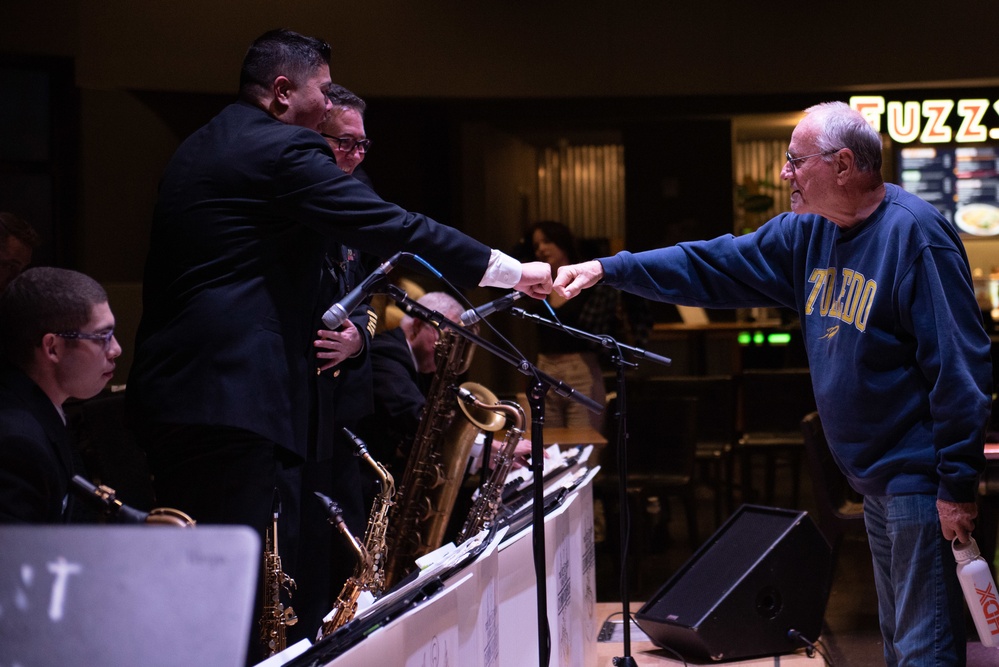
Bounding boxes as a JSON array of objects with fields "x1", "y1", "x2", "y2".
[
  {"x1": 738, "y1": 332, "x2": 751, "y2": 345},
  {"x1": 767, "y1": 332, "x2": 792, "y2": 345},
  {"x1": 753, "y1": 332, "x2": 765, "y2": 345}
]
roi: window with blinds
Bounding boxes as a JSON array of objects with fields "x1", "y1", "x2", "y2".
[
  {"x1": 733, "y1": 138, "x2": 792, "y2": 234},
  {"x1": 536, "y1": 140, "x2": 625, "y2": 245}
]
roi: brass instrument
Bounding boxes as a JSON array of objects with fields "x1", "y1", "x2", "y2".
[
  {"x1": 455, "y1": 389, "x2": 526, "y2": 544},
  {"x1": 316, "y1": 493, "x2": 369, "y2": 639},
  {"x1": 317, "y1": 427, "x2": 395, "y2": 638},
  {"x1": 382, "y1": 329, "x2": 505, "y2": 588},
  {"x1": 260, "y1": 503, "x2": 297, "y2": 657},
  {"x1": 70, "y1": 475, "x2": 196, "y2": 527}
]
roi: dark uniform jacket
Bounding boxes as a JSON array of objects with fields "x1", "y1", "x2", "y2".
[{"x1": 128, "y1": 101, "x2": 490, "y2": 460}]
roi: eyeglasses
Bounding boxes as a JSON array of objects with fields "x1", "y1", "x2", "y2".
[
  {"x1": 55, "y1": 328, "x2": 115, "y2": 351},
  {"x1": 321, "y1": 134, "x2": 371, "y2": 154},
  {"x1": 785, "y1": 148, "x2": 841, "y2": 174}
]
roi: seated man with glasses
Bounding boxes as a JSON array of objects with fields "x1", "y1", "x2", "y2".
[{"x1": 0, "y1": 266, "x2": 122, "y2": 523}]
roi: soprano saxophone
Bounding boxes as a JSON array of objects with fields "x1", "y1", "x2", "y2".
[
  {"x1": 260, "y1": 504, "x2": 297, "y2": 657},
  {"x1": 316, "y1": 427, "x2": 395, "y2": 638},
  {"x1": 454, "y1": 390, "x2": 526, "y2": 544}
]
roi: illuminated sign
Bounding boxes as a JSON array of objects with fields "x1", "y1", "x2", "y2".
[{"x1": 850, "y1": 95, "x2": 999, "y2": 144}]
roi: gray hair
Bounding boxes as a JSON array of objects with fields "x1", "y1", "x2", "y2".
[
  {"x1": 804, "y1": 101, "x2": 883, "y2": 178},
  {"x1": 417, "y1": 291, "x2": 464, "y2": 323}
]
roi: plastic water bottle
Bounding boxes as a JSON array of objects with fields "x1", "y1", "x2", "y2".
[{"x1": 953, "y1": 537, "x2": 999, "y2": 648}]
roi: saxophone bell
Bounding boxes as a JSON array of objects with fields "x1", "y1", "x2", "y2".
[{"x1": 454, "y1": 382, "x2": 507, "y2": 432}]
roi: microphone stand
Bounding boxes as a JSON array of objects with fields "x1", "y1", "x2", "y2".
[
  {"x1": 509, "y1": 307, "x2": 671, "y2": 667},
  {"x1": 385, "y1": 284, "x2": 601, "y2": 667}
]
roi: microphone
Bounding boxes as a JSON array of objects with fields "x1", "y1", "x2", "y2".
[
  {"x1": 322, "y1": 251, "x2": 404, "y2": 330},
  {"x1": 459, "y1": 290, "x2": 523, "y2": 326}
]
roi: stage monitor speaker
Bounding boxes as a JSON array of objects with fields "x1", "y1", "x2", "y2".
[{"x1": 635, "y1": 504, "x2": 834, "y2": 662}]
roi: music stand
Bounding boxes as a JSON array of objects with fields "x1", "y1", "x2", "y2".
[{"x1": 509, "y1": 306, "x2": 671, "y2": 666}]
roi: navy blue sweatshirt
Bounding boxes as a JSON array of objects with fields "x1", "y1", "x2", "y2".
[{"x1": 601, "y1": 184, "x2": 992, "y2": 502}]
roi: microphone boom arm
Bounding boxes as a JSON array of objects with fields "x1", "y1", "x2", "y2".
[
  {"x1": 509, "y1": 307, "x2": 671, "y2": 368},
  {"x1": 385, "y1": 284, "x2": 603, "y2": 414}
]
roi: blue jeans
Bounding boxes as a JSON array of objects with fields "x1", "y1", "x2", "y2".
[{"x1": 864, "y1": 494, "x2": 967, "y2": 666}]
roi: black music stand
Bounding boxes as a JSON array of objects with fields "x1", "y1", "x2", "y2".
[{"x1": 509, "y1": 306, "x2": 671, "y2": 667}]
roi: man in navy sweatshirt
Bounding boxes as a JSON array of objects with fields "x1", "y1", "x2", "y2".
[{"x1": 555, "y1": 101, "x2": 992, "y2": 666}]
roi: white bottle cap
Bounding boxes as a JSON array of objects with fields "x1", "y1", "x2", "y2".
[{"x1": 952, "y1": 537, "x2": 981, "y2": 561}]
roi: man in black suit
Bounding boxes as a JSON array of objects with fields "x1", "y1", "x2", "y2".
[
  {"x1": 126, "y1": 29, "x2": 550, "y2": 645},
  {"x1": 0, "y1": 267, "x2": 122, "y2": 523}
]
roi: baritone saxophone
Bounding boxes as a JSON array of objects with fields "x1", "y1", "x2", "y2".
[{"x1": 382, "y1": 328, "x2": 506, "y2": 588}]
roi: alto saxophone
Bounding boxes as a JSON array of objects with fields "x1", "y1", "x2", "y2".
[
  {"x1": 382, "y1": 328, "x2": 506, "y2": 588},
  {"x1": 260, "y1": 505, "x2": 297, "y2": 657},
  {"x1": 454, "y1": 390, "x2": 526, "y2": 544},
  {"x1": 316, "y1": 427, "x2": 395, "y2": 638},
  {"x1": 70, "y1": 475, "x2": 196, "y2": 526}
]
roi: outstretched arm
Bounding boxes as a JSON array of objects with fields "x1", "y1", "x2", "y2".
[
  {"x1": 514, "y1": 261, "x2": 554, "y2": 299},
  {"x1": 553, "y1": 260, "x2": 604, "y2": 299}
]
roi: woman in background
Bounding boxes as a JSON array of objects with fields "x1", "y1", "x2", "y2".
[{"x1": 528, "y1": 221, "x2": 650, "y2": 433}]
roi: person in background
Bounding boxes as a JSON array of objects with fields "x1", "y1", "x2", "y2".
[
  {"x1": 356, "y1": 291, "x2": 464, "y2": 474},
  {"x1": 554, "y1": 101, "x2": 992, "y2": 666},
  {"x1": 355, "y1": 291, "x2": 532, "y2": 507},
  {"x1": 529, "y1": 220, "x2": 650, "y2": 433},
  {"x1": 318, "y1": 84, "x2": 371, "y2": 182},
  {"x1": 0, "y1": 267, "x2": 121, "y2": 522},
  {"x1": 126, "y1": 29, "x2": 551, "y2": 651},
  {"x1": 0, "y1": 212, "x2": 41, "y2": 292}
]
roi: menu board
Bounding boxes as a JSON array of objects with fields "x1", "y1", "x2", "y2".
[{"x1": 898, "y1": 145, "x2": 999, "y2": 235}]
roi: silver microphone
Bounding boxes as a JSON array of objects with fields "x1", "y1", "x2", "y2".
[
  {"x1": 322, "y1": 251, "x2": 404, "y2": 330},
  {"x1": 458, "y1": 291, "x2": 523, "y2": 326}
]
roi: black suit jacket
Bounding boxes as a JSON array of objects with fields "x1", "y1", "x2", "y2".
[
  {"x1": 356, "y1": 327, "x2": 429, "y2": 464},
  {"x1": 128, "y1": 101, "x2": 489, "y2": 459},
  {"x1": 0, "y1": 365, "x2": 74, "y2": 523}
]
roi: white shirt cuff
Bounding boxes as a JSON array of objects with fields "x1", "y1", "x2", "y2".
[{"x1": 479, "y1": 249, "x2": 522, "y2": 288}]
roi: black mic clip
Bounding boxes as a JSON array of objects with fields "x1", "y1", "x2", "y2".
[{"x1": 71, "y1": 475, "x2": 149, "y2": 524}]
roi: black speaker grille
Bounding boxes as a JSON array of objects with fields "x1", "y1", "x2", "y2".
[{"x1": 644, "y1": 507, "x2": 797, "y2": 627}]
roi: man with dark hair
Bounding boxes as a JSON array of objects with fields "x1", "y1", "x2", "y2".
[
  {"x1": 0, "y1": 212, "x2": 41, "y2": 292},
  {"x1": 127, "y1": 28, "x2": 551, "y2": 646},
  {"x1": 555, "y1": 101, "x2": 992, "y2": 665},
  {"x1": 0, "y1": 267, "x2": 121, "y2": 522}
]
